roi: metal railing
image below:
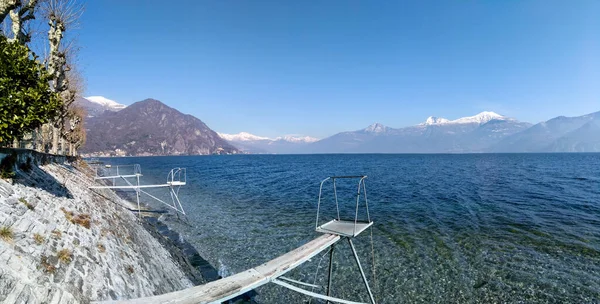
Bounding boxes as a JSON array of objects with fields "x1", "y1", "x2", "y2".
[{"x1": 315, "y1": 175, "x2": 372, "y2": 237}]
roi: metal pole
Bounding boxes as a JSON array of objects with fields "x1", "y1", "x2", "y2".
[
  {"x1": 354, "y1": 179, "x2": 362, "y2": 236},
  {"x1": 316, "y1": 178, "x2": 330, "y2": 230},
  {"x1": 136, "y1": 174, "x2": 141, "y2": 218},
  {"x1": 362, "y1": 179, "x2": 370, "y2": 223},
  {"x1": 326, "y1": 244, "x2": 335, "y2": 303},
  {"x1": 333, "y1": 179, "x2": 340, "y2": 220},
  {"x1": 348, "y1": 238, "x2": 376, "y2": 304}
]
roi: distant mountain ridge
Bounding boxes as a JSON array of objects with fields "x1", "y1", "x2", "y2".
[
  {"x1": 218, "y1": 132, "x2": 318, "y2": 154},
  {"x1": 305, "y1": 112, "x2": 532, "y2": 153},
  {"x1": 305, "y1": 110, "x2": 600, "y2": 153},
  {"x1": 218, "y1": 132, "x2": 318, "y2": 143},
  {"x1": 80, "y1": 98, "x2": 600, "y2": 155},
  {"x1": 82, "y1": 99, "x2": 238, "y2": 156},
  {"x1": 491, "y1": 111, "x2": 600, "y2": 152}
]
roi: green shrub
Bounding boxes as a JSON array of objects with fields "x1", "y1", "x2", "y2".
[{"x1": 0, "y1": 35, "x2": 62, "y2": 144}]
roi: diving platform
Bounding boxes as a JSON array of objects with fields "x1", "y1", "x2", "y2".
[
  {"x1": 88, "y1": 164, "x2": 187, "y2": 216},
  {"x1": 89, "y1": 182, "x2": 185, "y2": 189},
  {"x1": 316, "y1": 219, "x2": 374, "y2": 237},
  {"x1": 316, "y1": 176, "x2": 373, "y2": 237},
  {"x1": 94, "y1": 175, "x2": 377, "y2": 304}
]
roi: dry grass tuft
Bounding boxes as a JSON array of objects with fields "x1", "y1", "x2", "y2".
[
  {"x1": 40, "y1": 256, "x2": 56, "y2": 274},
  {"x1": 51, "y1": 229, "x2": 62, "y2": 239},
  {"x1": 97, "y1": 243, "x2": 106, "y2": 253},
  {"x1": 60, "y1": 207, "x2": 74, "y2": 221},
  {"x1": 61, "y1": 207, "x2": 91, "y2": 229},
  {"x1": 72, "y1": 214, "x2": 91, "y2": 229},
  {"x1": 57, "y1": 248, "x2": 73, "y2": 264},
  {"x1": 19, "y1": 197, "x2": 34, "y2": 210},
  {"x1": 0, "y1": 226, "x2": 13, "y2": 242},
  {"x1": 33, "y1": 233, "x2": 45, "y2": 245}
]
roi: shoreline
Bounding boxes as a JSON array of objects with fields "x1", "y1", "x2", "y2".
[
  {"x1": 0, "y1": 149, "x2": 207, "y2": 303},
  {"x1": 102, "y1": 175, "x2": 222, "y2": 285},
  {"x1": 97, "y1": 161, "x2": 259, "y2": 304},
  {"x1": 96, "y1": 162, "x2": 259, "y2": 303}
]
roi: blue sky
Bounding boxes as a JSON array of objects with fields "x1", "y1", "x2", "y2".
[{"x1": 79, "y1": 1, "x2": 599, "y2": 138}]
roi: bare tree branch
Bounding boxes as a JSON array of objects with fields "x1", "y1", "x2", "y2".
[
  {"x1": 8, "y1": 0, "x2": 40, "y2": 44},
  {"x1": 40, "y1": 0, "x2": 83, "y2": 154},
  {"x1": 42, "y1": 0, "x2": 83, "y2": 28}
]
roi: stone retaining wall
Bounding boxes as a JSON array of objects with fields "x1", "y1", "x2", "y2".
[{"x1": 0, "y1": 150, "x2": 193, "y2": 303}]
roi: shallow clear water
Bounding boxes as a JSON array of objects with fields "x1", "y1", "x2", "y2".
[{"x1": 100, "y1": 154, "x2": 600, "y2": 303}]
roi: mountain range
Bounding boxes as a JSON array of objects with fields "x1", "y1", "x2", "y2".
[
  {"x1": 491, "y1": 111, "x2": 600, "y2": 152},
  {"x1": 217, "y1": 132, "x2": 318, "y2": 154},
  {"x1": 77, "y1": 96, "x2": 600, "y2": 155},
  {"x1": 304, "y1": 112, "x2": 533, "y2": 153}
]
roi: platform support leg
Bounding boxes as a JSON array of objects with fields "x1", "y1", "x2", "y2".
[
  {"x1": 348, "y1": 238, "x2": 376, "y2": 304},
  {"x1": 326, "y1": 244, "x2": 335, "y2": 303}
]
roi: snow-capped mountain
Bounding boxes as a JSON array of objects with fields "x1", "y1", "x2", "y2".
[
  {"x1": 85, "y1": 96, "x2": 126, "y2": 110},
  {"x1": 363, "y1": 123, "x2": 389, "y2": 133},
  {"x1": 420, "y1": 111, "x2": 509, "y2": 126},
  {"x1": 217, "y1": 132, "x2": 270, "y2": 142},
  {"x1": 306, "y1": 111, "x2": 531, "y2": 153},
  {"x1": 274, "y1": 135, "x2": 319, "y2": 143},
  {"x1": 218, "y1": 132, "x2": 318, "y2": 144},
  {"x1": 74, "y1": 96, "x2": 127, "y2": 117},
  {"x1": 422, "y1": 116, "x2": 450, "y2": 125},
  {"x1": 452, "y1": 111, "x2": 509, "y2": 124},
  {"x1": 218, "y1": 132, "x2": 319, "y2": 153}
]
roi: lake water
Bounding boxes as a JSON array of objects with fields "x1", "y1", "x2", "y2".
[{"x1": 99, "y1": 154, "x2": 600, "y2": 303}]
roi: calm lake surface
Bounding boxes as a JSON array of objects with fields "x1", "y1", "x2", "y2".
[{"x1": 99, "y1": 154, "x2": 600, "y2": 303}]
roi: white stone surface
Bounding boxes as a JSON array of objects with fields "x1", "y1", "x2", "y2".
[{"x1": 0, "y1": 162, "x2": 193, "y2": 303}]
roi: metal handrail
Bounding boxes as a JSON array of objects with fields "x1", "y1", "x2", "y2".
[
  {"x1": 315, "y1": 177, "x2": 330, "y2": 230},
  {"x1": 96, "y1": 164, "x2": 141, "y2": 179},
  {"x1": 90, "y1": 165, "x2": 188, "y2": 216},
  {"x1": 329, "y1": 175, "x2": 366, "y2": 179},
  {"x1": 167, "y1": 167, "x2": 186, "y2": 184},
  {"x1": 316, "y1": 175, "x2": 370, "y2": 236},
  {"x1": 353, "y1": 177, "x2": 367, "y2": 236}
]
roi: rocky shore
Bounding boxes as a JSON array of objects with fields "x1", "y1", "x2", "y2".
[{"x1": 0, "y1": 149, "x2": 210, "y2": 303}]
